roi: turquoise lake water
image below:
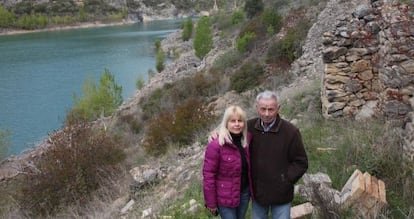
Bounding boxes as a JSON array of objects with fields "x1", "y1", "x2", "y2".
[{"x1": 0, "y1": 19, "x2": 182, "y2": 156}]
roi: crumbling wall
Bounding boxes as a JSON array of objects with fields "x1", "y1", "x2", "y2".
[
  {"x1": 321, "y1": 0, "x2": 413, "y2": 120},
  {"x1": 321, "y1": 0, "x2": 414, "y2": 159}
]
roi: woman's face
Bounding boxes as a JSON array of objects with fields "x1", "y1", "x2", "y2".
[{"x1": 227, "y1": 114, "x2": 244, "y2": 134}]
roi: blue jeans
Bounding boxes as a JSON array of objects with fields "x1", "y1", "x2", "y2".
[
  {"x1": 251, "y1": 201, "x2": 290, "y2": 219},
  {"x1": 218, "y1": 188, "x2": 250, "y2": 219}
]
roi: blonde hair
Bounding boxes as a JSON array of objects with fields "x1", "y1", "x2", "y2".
[{"x1": 218, "y1": 105, "x2": 248, "y2": 148}]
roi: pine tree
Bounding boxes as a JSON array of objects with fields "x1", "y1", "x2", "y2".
[{"x1": 194, "y1": 16, "x2": 213, "y2": 59}]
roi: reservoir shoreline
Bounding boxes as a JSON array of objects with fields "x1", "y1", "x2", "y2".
[
  {"x1": 0, "y1": 20, "x2": 136, "y2": 36},
  {"x1": 1, "y1": 18, "x2": 182, "y2": 157}
]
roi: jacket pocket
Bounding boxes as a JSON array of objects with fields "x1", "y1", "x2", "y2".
[
  {"x1": 219, "y1": 153, "x2": 239, "y2": 173},
  {"x1": 254, "y1": 173, "x2": 293, "y2": 204},
  {"x1": 216, "y1": 180, "x2": 233, "y2": 203}
]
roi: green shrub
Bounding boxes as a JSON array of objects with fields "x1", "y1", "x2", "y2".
[
  {"x1": 0, "y1": 6, "x2": 15, "y2": 28},
  {"x1": 261, "y1": 8, "x2": 283, "y2": 34},
  {"x1": 182, "y1": 18, "x2": 193, "y2": 41},
  {"x1": 140, "y1": 88, "x2": 165, "y2": 119},
  {"x1": 194, "y1": 16, "x2": 213, "y2": 59},
  {"x1": 236, "y1": 31, "x2": 256, "y2": 52},
  {"x1": 230, "y1": 62, "x2": 264, "y2": 93},
  {"x1": 18, "y1": 124, "x2": 126, "y2": 216},
  {"x1": 212, "y1": 49, "x2": 244, "y2": 73},
  {"x1": 136, "y1": 75, "x2": 145, "y2": 90},
  {"x1": 239, "y1": 15, "x2": 267, "y2": 42},
  {"x1": 117, "y1": 113, "x2": 143, "y2": 134},
  {"x1": 143, "y1": 98, "x2": 213, "y2": 156},
  {"x1": 50, "y1": 15, "x2": 78, "y2": 25},
  {"x1": 154, "y1": 39, "x2": 161, "y2": 51},
  {"x1": 14, "y1": 13, "x2": 48, "y2": 30},
  {"x1": 266, "y1": 40, "x2": 286, "y2": 64},
  {"x1": 141, "y1": 71, "x2": 219, "y2": 120},
  {"x1": 107, "y1": 10, "x2": 127, "y2": 21},
  {"x1": 211, "y1": 9, "x2": 245, "y2": 33},
  {"x1": 266, "y1": 19, "x2": 311, "y2": 64},
  {"x1": 156, "y1": 49, "x2": 165, "y2": 72},
  {"x1": 79, "y1": 6, "x2": 88, "y2": 22},
  {"x1": 69, "y1": 68, "x2": 123, "y2": 124},
  {"x1": 142, "y1": 111, "x2": 173, "y2": 156},
  {"x1": 170, "y1": 72, "x2": 220, "y2": 101},
  {"x1": 211, "y1": 12, "x2": 232, "y2": 31},
  {"x1": 231, "y1": 10, "x2": 245, "y2": 25}
]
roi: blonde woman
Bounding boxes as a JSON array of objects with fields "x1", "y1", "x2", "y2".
[{"x1": 203, "y1": 105, "x2": 252, "y2": 219}]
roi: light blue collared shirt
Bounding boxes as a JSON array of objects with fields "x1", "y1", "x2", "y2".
[{"x1": 261, "y1": 119, "x2": 276, "y2": 132}]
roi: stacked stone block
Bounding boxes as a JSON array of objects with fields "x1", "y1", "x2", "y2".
[
  {"x1": 297, "y1": 170, "x2": 387, "y2": 218},
  {"x1": 291, "y1": 202, "x2": 314, "y2": 219},
  {"x1": 340, "y1": 169, "x2": 387, "y2": 218}
]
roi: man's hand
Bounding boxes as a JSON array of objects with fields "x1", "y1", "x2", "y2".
[{"x1": 208, "y1": 130, "x2": 219, "y2": 143}]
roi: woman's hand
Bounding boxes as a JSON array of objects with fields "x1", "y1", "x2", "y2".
[{"x1": 207, "y1": 207, "x2": 218, "y2": 216}]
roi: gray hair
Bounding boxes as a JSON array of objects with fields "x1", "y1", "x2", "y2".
[{"x1": 256, "y1": 90, "x2": 279, "y2": 102}]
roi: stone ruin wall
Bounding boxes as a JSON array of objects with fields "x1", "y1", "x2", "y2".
[{"x1": 321, "y1": 0, "x2": 414, "y2": 159}]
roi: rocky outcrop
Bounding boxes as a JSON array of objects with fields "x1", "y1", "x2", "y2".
[{"x1": 120, "y1": 143, "x2": 205, "y2": 217}]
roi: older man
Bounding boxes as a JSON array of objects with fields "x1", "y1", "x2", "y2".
[{"x1": 248, "y1": 90, "x2": 308, "y2": 219}]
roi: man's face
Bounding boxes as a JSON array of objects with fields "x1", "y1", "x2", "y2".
[{"x1": 256, "y1": 98, "x2": 280, "y2": 124}]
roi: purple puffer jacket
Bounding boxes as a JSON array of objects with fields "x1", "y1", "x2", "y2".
[{"x1": 202, "y1": 134, "x2": 251, "y2": 209}]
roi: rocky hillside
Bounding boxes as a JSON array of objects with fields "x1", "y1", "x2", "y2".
[
  {"x1": 109, "y1": 0, "x2": 392, "y2": 217},
  {"x1": 112, "y1": 0, "x2": 413, "y2": 217},
  {"x1": 1, "y1": 0, "x2": 413, "y2": 218}
]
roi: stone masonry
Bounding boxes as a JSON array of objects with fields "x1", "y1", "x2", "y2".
[
  {"x1": 321, "y1": 0, "x2": 414, "y2": 159},
  {"x1": 321, "y1": 0, "x2": 414, "y2": 120}
]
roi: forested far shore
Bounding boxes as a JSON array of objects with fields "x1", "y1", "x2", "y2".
[
  {"x1": 0, "y1": 0, "x2": 217, "y2": 36},
  {"x1": 0, "y1": 20, "x2": 135, "y2": 36},
  {"x1": 0, "y1": 2, "x2": 135, "y2": 36}
]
